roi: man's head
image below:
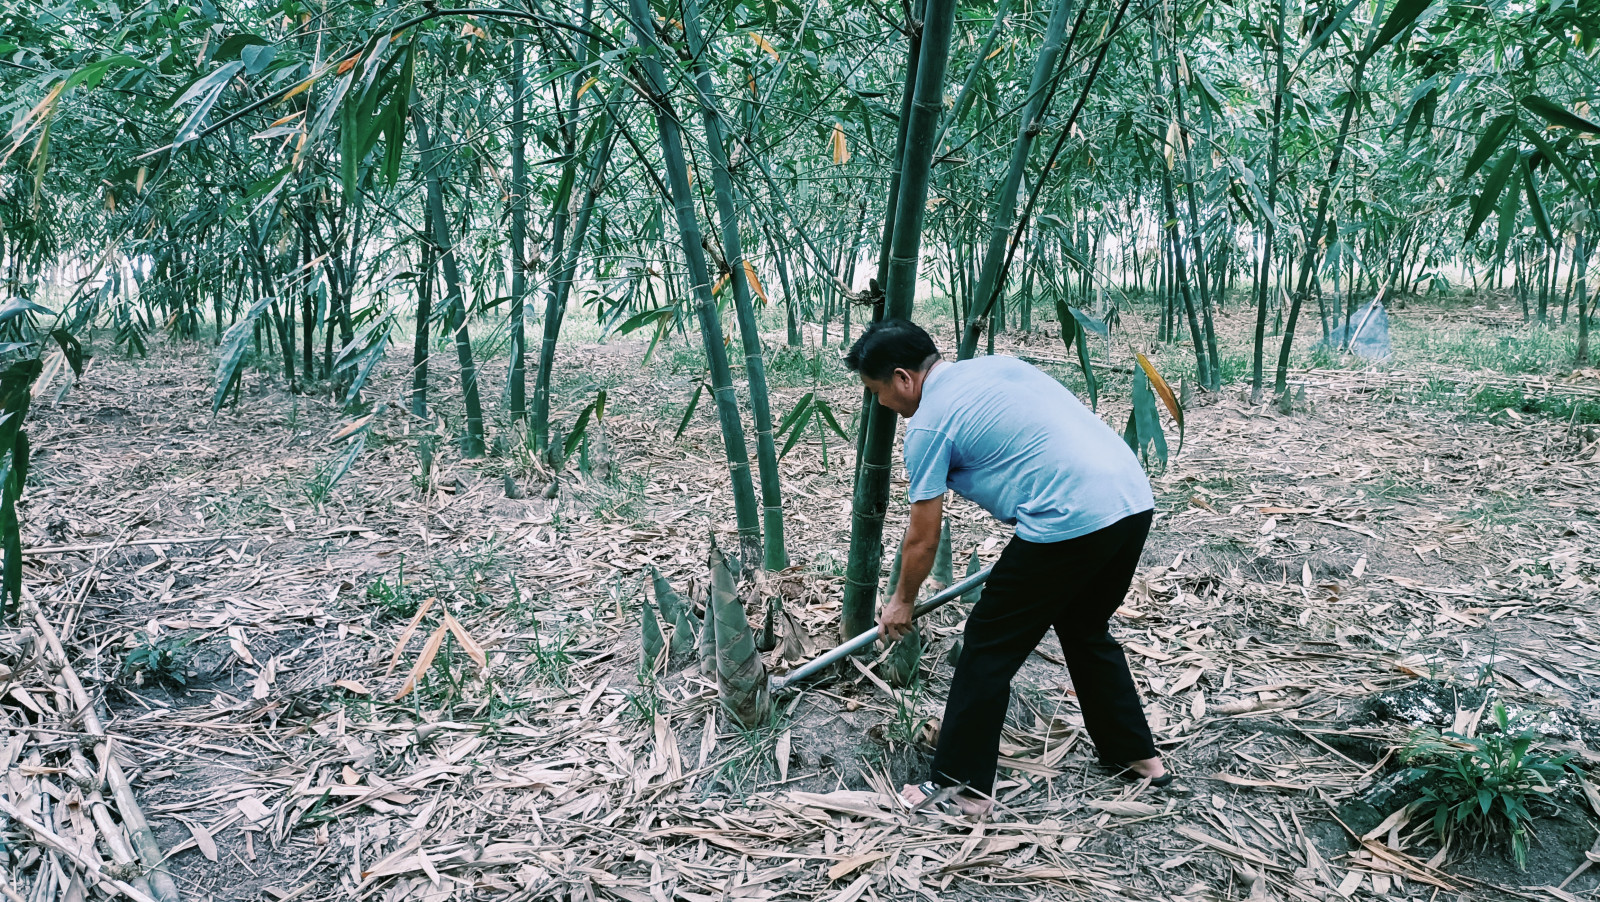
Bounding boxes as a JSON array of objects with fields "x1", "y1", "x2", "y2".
[{"x1": 844, "y1": 319, "x2": 941, "y2": 417}]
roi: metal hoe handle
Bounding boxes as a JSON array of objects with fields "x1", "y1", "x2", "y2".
[{"x1": 770, "y1": 566, "x2": 993, "y2": 692}]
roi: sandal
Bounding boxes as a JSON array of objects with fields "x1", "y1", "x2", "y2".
[
  {"x1": 904, "y1": 781, "x2": 992, "y2": 819},
  {"x1": 1105, "y1": 763, "x2": 1177, "y2": 788}
]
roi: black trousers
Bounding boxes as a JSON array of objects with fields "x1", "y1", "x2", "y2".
[{"x1": 930, "y1": 509, "x2": 1157, "y2": 796}]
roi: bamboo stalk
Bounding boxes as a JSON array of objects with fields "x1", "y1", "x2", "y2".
[
  {"x1": 409, "y1": 101, "x2": 485, "y2": 458},
  {"x1": 956, "y1": 0, "x2": 1078, "y2": 360},
  {"x1": 627, "y1": 0, "x2": 764, "y2": 564},
  {"x1": 683, "y1": 0, "x2": 789, "y2": 570},
  {"x1": 841, "y1": 0, "x2": 960, "y2": 640}
]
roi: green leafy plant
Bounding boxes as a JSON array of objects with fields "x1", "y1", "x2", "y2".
[
  {"x1": 122, "y1": 632, "x2": 193, "y2": 689},
  {"x1": 1400, "y1": 704, "x2": 1571, "y2": 869},
  {"x1": 528, "y1": 615, "x2": 576, "y2": 688},
  {"x1": 366, "y1": 558, "x2": 416, "y2": 619}
]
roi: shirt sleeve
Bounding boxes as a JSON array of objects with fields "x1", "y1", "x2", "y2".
[{"x1": 903, "y1": 428, "x2": 952, "y2": 503}]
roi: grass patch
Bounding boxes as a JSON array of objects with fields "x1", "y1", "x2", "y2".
[
  {"x1": 1469, "y1": 386, "x2": 1600, "y2": 425},
  {"x1": 1393, "y1": 321, "x2": 1575, "y2": 375}
]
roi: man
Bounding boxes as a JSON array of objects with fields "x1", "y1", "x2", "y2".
[{"x1": 845, "y1": 319, "x2": 1168, "y2": 818}]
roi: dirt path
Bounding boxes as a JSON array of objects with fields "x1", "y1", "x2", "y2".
[{"x1": 2, "y1": 304, "x2": 1597, "y2": 902}]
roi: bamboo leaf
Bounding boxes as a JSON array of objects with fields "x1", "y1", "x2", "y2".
[
  {"x1": 322, "y1": 428, "x2": 369, "y2": 496},
  {"x1": 564, "y1": 393, "x2": 604, "y2": 458},
  {"x1": 1300, "y1": 0, "x2": 1363, "y2": 61},
  {"x1": 1520, "y1": 95, "x2": 1600, "y2": 135},
  {"x1": 392, "y1": 624, "x2": 447, "y2": 700},
  {"x1": 1134, "y1": 353, "x2": 1184, "y2": 454},
  {"x1": 1494, "y1": 164, "x2": 1520, "y2": 261},
  {"x1": 742, "y1": 260, "x2": 769, "y2": 304},
  {"x1": 1466, "y1": 150, "x2": 1516, "y2": 242},
  {"x1": 442, "y1": 610, "x2": 488, "y2": 668},
  {"x1": 212, "y1": 295, "x2": 274, "y2": 413},
  {"x1": 1523, "y1": 159, "x2": 1553, "y2": 245},
  {"x1": 1464, "y1": 113, "x2": 1516, "y2": 179},
  {"x1": 1074, "y1": 321, "x2": 1098, "y2": 411},
  {"x1": 171, "y1": 61, "x2": 244, "y2": 149},
  {"x1": 813, "y1": 399, "x2": 850, "y2": 440},
  {"x1": 1361, "y1": 0, "x2": 1434, "y2": 62},
  {"x1": 48, "y1": 330, "x2": 83, "y2": 377},
  {"x1": 776, "y1": 391, "x2": 815, "y2": 437},
  {"x1": 674, "y1": 381, "x2": 706, "y2": 439},
  {"x1": 749, "y1": 32, "x2": 779, "y2": 59},
  {"x1": 1130, "y1": 369, "x2": 1169, "y2": 467},
  {"x1": 1520, "y1": 126, "x2": 1582, "y2": 195}
]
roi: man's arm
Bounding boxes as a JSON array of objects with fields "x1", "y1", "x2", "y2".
[{"x1": 878, "y1": 495, "x2": 943, "y2": 642}]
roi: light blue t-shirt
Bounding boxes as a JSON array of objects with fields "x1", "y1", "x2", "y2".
[{"x1": 904, "y1": 356, "x2": 1154, "y2": 542}]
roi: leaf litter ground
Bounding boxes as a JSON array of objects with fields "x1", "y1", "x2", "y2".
[{"x1": 1, "y1": 296, "x2": 1597, "y2": 902}]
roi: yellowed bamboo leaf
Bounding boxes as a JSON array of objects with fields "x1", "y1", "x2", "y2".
[
  {"x1": 831, "y1": 123, "x2": 850, "y2": 165},
  {"x1": 279, "y1": 74, "x2": 320, "y2": 104},
  {"x1": 393, "y1": 624, "x2": 447, "y2": 700},
  {"x1": 742, "y1": 260, "x2": 769, "y2": 305},
  {"x1": 575, "y1": 76, "x2": 599, "y2": 101},
  {"x1": 442, "y1": 611, "x2": 487, "y2": 669},
  {"x1": 712, "y1": 272, "x2": 730, "y2": 296},
  {"x1": 749, "y1": 32, "x2": 779, "y2": 60},
  {"x1": 385, "y1": 596, "x2": 436, "y2": 678},
  {"x1": 1135, "y1": 352, "x2": 1184, "y2": 433},
  {"x1": 329, "y1": 414, "x2": 374, "y2": 444},
  {"x1": 985, "y1": 41, "x2": 1008, "y2": 60}
]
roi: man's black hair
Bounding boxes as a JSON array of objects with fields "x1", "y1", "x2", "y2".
[{"x1": 843, "y1": 319, "x2": 941, "y2": 381}]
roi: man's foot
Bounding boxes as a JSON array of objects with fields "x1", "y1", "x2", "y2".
[
  {"x1": 901, "y1": 781, "x2": 993, "y2": 818},
  {"x1": 1109, "y1": 756, "x2": 1174, "y2": 787}
]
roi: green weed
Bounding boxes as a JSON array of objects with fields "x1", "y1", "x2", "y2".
[
  {"x1": 366, "y1": 558, "x2": 417, "y2": 620},
  {"x1": 593, "y1": 469, "x2": 649, "y2": 523},
  {"x1": 712, "y1": 707, "x2": 790, "y2": 795},
  {"x1": 625, "y1": 678, "x2": 661, "y2": 728},
  {"x1": 527, "y1": 616, "x2": 576, "y2": 688},
  {"x1": 885, "y1": 683, "x2": 932, "y2": 753},
  {"x1": 1400, "y1": 704, "x2": 1571, "y2": 870},
  {"x1": 1470, "y1": 386, "x2": 1600, "y2": 425},
  {"x1": 1396, "y1": 322, "x2": 1573, "y2": 375},
  {"x1": 1215, "y1": 354, "x2": 1250, "y2": 385},
  {"x1": 122, "y1": 633, "x2": 194, "y2": 689}
]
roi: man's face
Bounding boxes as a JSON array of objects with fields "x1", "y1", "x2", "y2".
[{"x1": 860, "y1": 367, "x2": 921, "y2": 418}]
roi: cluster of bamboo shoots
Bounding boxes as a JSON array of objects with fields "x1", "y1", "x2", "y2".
[
  {"x1": 883, "y1": 517, "x2": 983, "y2": 685},
  {"x1": 639, "y1": 523, "x2": 982, "y2": 721},
  {"x1": 640, "y1": 545, "x2": 771, "y2": 728}
]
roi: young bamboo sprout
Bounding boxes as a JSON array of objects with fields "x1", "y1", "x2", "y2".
[
  {"x1": 641, "y1": 597, "x2": 665, "y2": 670},
  {"x1": 946, "y1": 639, "x2": 963, "y2": 666},
  {"x1": 881, "y1": 622, "x2": 922, "y2": 687},
  {"x1": 710, "y1": 546, "x2": 770, "y2": 727},
  {"x1": 931, "y1": 517, "x2": 953, "y2": 589},
  {"x1": 962, "y1": 547, "x2": 984, "y2": 604},
  {"x1": 669, "y1": 605, "x2": 696, "y2": 659},
  {"x1": 777, "y1": 604, "x2": 813, "y2": 664},
  {"x1": 697, "y1": 590, "x2": 718, "y2": 676},
  {"x1": 756, "y1": 598, "x2": 777, "y2": 653},
  {"x1": 650, "y1": 566, "x2": 685, "y2": 623}
]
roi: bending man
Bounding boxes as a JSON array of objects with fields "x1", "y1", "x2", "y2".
[{"x1": 845, "y1": 319, "x2": 1167, "y2": 818}]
